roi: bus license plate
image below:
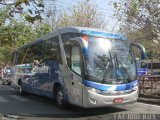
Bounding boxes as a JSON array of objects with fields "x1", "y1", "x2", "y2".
[{"x1": 113, "y1": 98, "x2": 123, "y2": 103}]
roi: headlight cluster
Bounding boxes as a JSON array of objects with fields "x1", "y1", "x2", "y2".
[
  {"x1": 86, "y1": 86, "x2": 138, "y2": 95},
  {"x1": 87, "y1": 87, "x2": 101, "y2": 93},
  {"x1": 87, "y1": 87, "x2": 112, "y2": 95}
]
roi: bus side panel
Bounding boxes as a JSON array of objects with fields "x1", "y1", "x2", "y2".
[
  {"x1": 19, "y1": 61, "x2": 64, "y2": 98},
  {"x1": 24, "y1": 64, "x2": 73, "y2": 103},
  {"x1": 34, "y1": 60, "x2": 63, "y2": 98}
]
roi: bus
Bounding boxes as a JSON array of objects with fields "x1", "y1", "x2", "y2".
[{"x1": 11, "y1": 27, "x2": 146, "y2": 108}]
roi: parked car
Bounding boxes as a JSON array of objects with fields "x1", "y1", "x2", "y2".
[{"x1": 2, "y1": 67, "x2": 12, "y2": 85}]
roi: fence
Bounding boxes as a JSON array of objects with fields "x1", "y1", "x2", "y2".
[{"x1": 139, "y1": 75, "x2": 160, "y2": 97}]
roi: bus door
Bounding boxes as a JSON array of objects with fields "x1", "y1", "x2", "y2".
[{"x1": 61, "y1": 39, "x2": 84, "y2": 106}]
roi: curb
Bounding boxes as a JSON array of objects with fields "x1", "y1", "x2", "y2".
[{"x1": 138, "y1": 97, "x2": 160, "y2": 106}]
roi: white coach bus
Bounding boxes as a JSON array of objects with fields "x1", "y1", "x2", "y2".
[{"x1": 11, "y1": 27, "x2": 146, "y2": 108}]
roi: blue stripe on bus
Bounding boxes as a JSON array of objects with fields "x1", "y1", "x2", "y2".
[
  {"x1": 81, "y1": 30, "x2": 128, "y2": 40},
  {"x1": 83, "y1": 80, "x2": 138, "y2": 91}
]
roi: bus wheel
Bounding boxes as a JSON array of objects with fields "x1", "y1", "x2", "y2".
[
  {"x1": 56, "y1": 86, "x2": 67, "y2": 108},
  {"x1": 8, "y1": 81, "x2": 11, "y2": 85},
  {"x1": 2, "y1": 80, "x2": 4, "y2": 85}
]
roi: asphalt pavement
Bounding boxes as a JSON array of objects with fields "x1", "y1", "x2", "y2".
[
  {"x1": 138, "y1": 96, "x2": 160, "y2": 105},
  {"x1": 0, "y1": 81, "x2": 160, "y2": 120}
]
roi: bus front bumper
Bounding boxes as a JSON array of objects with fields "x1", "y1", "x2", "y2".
[{"x1": 83, "y1": 89, "x2": 138, "y2": 108}]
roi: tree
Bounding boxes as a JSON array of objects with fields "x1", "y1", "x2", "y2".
[
  {"x1": 113, "y1": 0, "x2": 160, "y2": 54},
  {"x1": 45, "y1": 0, "x2": 105, "y2": 31},
  {"x1": 0, "y1": 0, "x2": 44, "y2": 23},
  {"x1": 0, "y1": 2, "x2": 51, "y2": 64},
  {"x1": 34, "y1": 20, "x2": 51, "y2": 38}
]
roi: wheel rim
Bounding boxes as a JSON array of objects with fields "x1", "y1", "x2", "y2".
[{"x1": 57, "y1": 91, "x2": 63, "y2": 105}]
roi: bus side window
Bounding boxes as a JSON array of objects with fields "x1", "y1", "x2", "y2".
[
  {"x1": 71, "y1": 46, "x2": 82, "y2": 75},
  {"x1": 17, "y1": 49, "x2": 24, "y2": 64},
  {"x1": 43, "y1": 36, "x2": 62, "y2": 64}
]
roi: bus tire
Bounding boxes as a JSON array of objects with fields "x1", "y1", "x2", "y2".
[
  {"x1": 2, "y1": 80, "x2": 4, "y2": 85},
  {"x1": 8, "y1": 81, "x2": 11, "y2": 85},
  {"x1": 56, "y1": 86, "x2": 67, "y2": 108}
]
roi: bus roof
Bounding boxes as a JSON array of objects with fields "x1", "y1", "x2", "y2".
[
  {"x1": 16, "y1": 26, "x2": 128, "y2": 51},
  {"x1": 60, "y1": 27, "x2": 128, "y2": 40}
]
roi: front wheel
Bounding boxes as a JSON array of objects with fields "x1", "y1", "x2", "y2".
[{"x1": 56, "y1": 86, "x2": 67, "y2": 108}]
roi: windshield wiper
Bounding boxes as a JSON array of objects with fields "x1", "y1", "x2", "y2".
[
  {"x1": 101, "y1": 50, "x2": 132, "y2": 84},
  {"x1": 113, "y1": 51, "x2": 132, "y2": 82},
  {"x1": 101, "y1": 62, "x2": 109, "y2": 84},
  {"x1": 101, "y1": 51, "x2": 114, "y2": 84}
]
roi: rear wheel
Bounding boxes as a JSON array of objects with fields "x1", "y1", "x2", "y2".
[
  {"x1": 2, "y1": 80, "x2": 4, "y2": 85},
  {"x1": 56, "y1": 86, "x2": 67, "y2": 108},
  {"x1": 8, "y1": 82, "x2": 11, "y2": 85},
  {"x1": 7, "y1": 81, "x2": 11, "y2": 85}
]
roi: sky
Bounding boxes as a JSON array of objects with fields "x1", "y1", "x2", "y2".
[{"x1": 44, "y1": 0, "x2": 121, "y2": 32}]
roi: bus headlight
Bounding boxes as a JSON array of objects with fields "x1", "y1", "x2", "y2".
[{"x1": 87, "y1": 87, "x2": 101, "y2": 93}]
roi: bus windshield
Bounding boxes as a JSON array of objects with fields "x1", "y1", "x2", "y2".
[{"x1": 84, "y1": 36, "x2": 137, "y2": 84}]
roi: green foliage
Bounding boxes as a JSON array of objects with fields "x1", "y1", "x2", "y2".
[
  {"x1": 0, "y1": 7, "x2": 11, "y2": 26},
  {"x1": 0, "y1": 0, "x2": 44, "y2": 23},
  {"x1": 0, "y1": 6, "x2": 51, "y2": 64},
  {"x1": 0, "y1": 46, "x2": 12, "y2": 64},
  {"x1": 15, "y1": 0, "x2": 29, "y2": 7},
  {"x1": 34, "y1": 21, "x2": 51, "y2": 38},
  {"x1": 113, "y1": 0, "x2": 160, "y2": 55},
  {"x1": 24, "y1": 14, "x2": 42, "y2": 23}
]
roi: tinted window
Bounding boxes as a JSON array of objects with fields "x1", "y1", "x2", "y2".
[
  {"x1": 23, "y1": 42, "x2": 43, "y2": 64},
  {"x1": 62, "y1": 33, "x2": 80, "y2": 44},
  {"x1": 63, "y1": 40, "x2": 82, "y2": 75},
  {"x1": 32, "y1": 42, "x2": 43, "y2": 61},
  {"x1": 43, "y1": 36, "x2": 62, "y2": 64},
  {"x1": 12, "y1": 51, "x2": 18, "y2": 64},
  {"x1": 62, "y1": 33, "x2": 80, "y2": 66},
  {"x1": 71, "y1": 46, "x2": 82, "y2": 75},
  {"x1": 16, "y1": 49, "x2": 24, "y2": 64}
]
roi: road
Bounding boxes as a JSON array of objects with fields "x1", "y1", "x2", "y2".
[{"x1": 0, "y1": 82, "x2": 160, "y2": 120}]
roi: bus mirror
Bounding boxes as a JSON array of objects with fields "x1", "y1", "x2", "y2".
[{"x1": 131, "y1": 43, "x2": 147, "y2": 60}]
